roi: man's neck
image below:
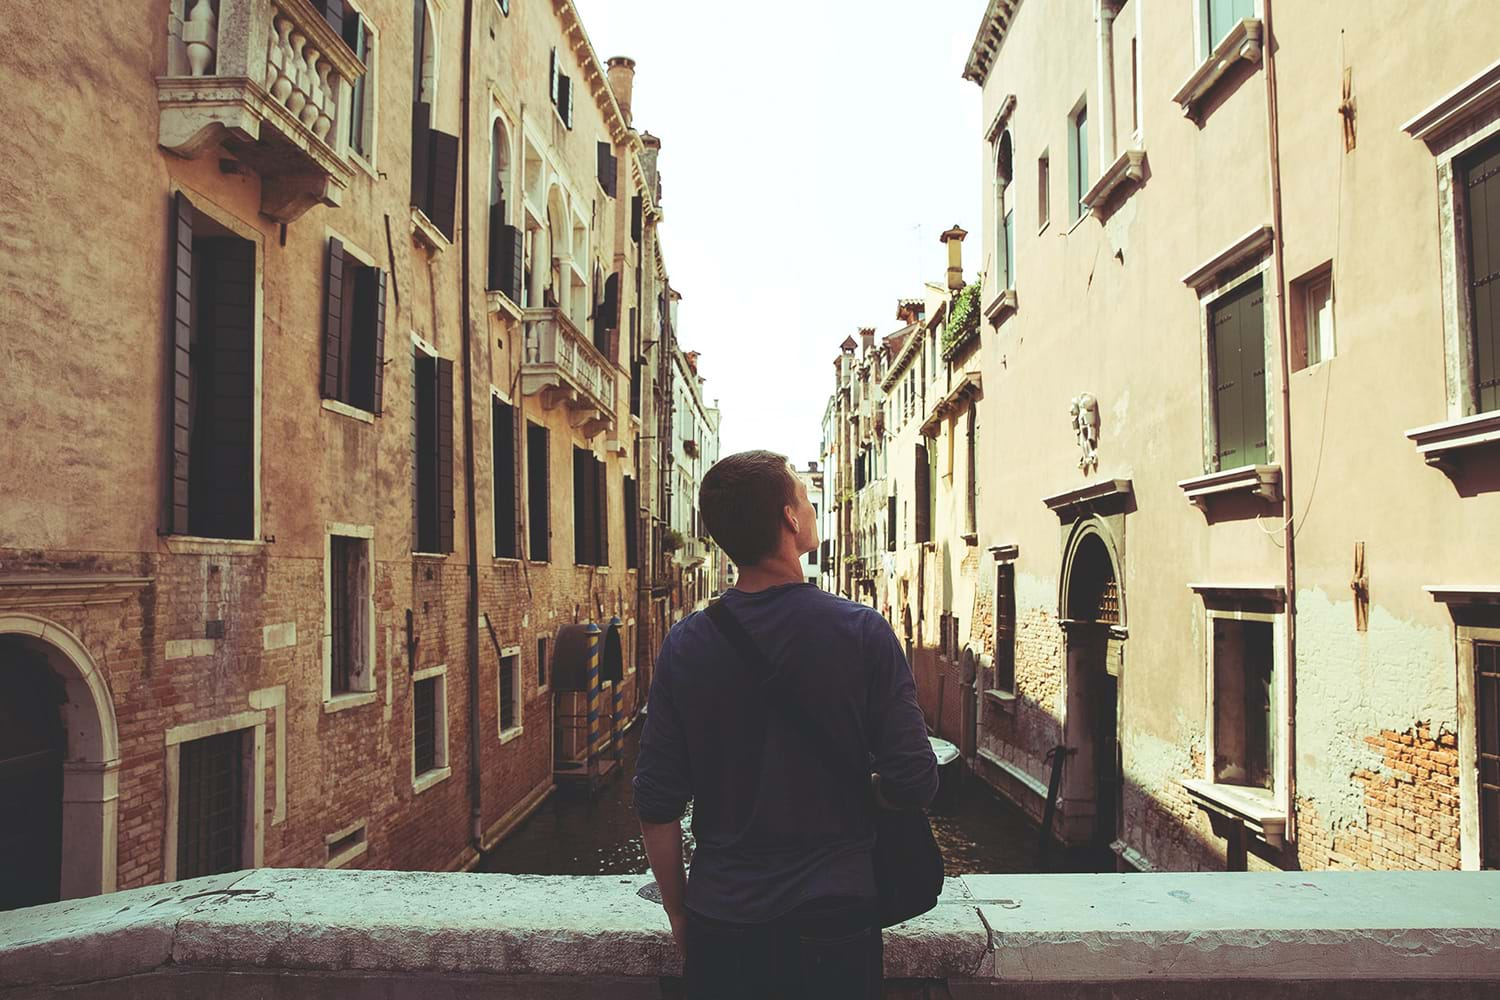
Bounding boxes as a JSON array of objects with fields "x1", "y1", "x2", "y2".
[{"x1": 733, "y1": 552, "x2": 807, "y2": 593}]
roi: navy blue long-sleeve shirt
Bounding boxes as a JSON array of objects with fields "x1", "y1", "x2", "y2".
[{"x1": 632, "y1": 582, "x2": 938, "y2": 924}]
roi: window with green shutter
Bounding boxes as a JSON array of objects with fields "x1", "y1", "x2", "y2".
[
  {"x1": 1209, "y1": 278, "x2": 1268, "y2": 469},
  {"x1": 1202, "y1": 0, "x2": 1256, "y2": 55},
  {"x1": 1463, "y1": 135, "x2": 1500, "y2": 414}
]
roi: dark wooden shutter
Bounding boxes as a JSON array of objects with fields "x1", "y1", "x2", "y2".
[
  {"x1": 624, "y1": 476, "x2": 638, "y2": 569},
  {"x1": 1465, "y1": 137, "x2": 1500, "y2": 414},
  {"x1": 412, "y1": 345, "x2": 422, "y2": 549},
  {"x1": 630, "y1": 359, "x2": 642, "y2": 417},
  {"x1": 487, "y1": 201, "x2": 506, "y2": 291},
  {"x1": 914, "y1": 443, "x2": 931, "y2": 543},
  {"x1": 410, "y1": 101, "x2": 432, "y2": 209},
  {"x1": 322, "y1": 237, "x2": 347, "y2": 400},
  {"x1": 493, "y1": 398, "x2": 517, "y2": 558},
  {"x1": 312, "y1": 0, "x2": 343, "y2": 36},
  {"x1": 435, "y1": 357, "x2": 455, "y2": 553},
  {"x1": 597, "y1": 272, "x2": 619, "y2": 355},
  {"x1": 597, "y1": 458, "x2": 609, "y2": 566},
  {"x1": 631, "y1": 195, "x2": 643, "y2": 243},
  {"x1": 560, "y1": 74, "x2": 573, "y2": 128},
  {"x1": 528, "y1": 423, "x2": 549, "y2": 560},
  {"x1": 488, "y1": 208, "x2": 525, "y2": 303},
  {"x1": 427, "y1": 129, "x2": 460, "y2": 241},
  {"x1": 573, "y1": 447, "x2": 591, "y2": 564},
  {"x1": 887, "y1": 495, "x2": 897, "y2": 551},
  {"x1": 370, "y1": 269, "x2": 388, "y2": 414},
  {"x1": 167, "y1": 191, "x2": 194, "y2": 535},
  {"x1": 195, "y1": 237, "x2": 255, "y2": 540},
  {"x1": 597, "y1": 142, "x2": 617, "y2": 198}
]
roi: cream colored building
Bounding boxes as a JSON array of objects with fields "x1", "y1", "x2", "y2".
[{"x1": 949, "y1": 0, "x2": 1500, "y2": 871}]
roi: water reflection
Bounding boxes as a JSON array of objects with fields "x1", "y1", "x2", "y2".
[{"x1": 481, "y1": 723, "x2": 1077, "y2": 877}]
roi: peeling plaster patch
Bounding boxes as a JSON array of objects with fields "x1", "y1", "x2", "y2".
[
  {"x1": 1110, "y1": 388, "x2": 1130, "y2": 443},
  {"x1": 1016, "y1": 570, "x2": 1054, "y2": 616},
  {"x1": 262, "y1": 622, "x2": 296, "y2": 650},
  {"x1": 165, "y1": 639, "x2": 215, "y2": 660},
  {"x1": 1294, "y1": 588, "x2": 1456, "y2": 829}
]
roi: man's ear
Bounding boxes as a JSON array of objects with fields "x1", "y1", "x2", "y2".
[{"x1": 782, "y1": 505, "x2": 799, "y2": 534}]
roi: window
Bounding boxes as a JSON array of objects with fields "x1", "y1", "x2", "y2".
[
  {"x1": 1068, "y1": 102, "x2": 1089, "y2": 223},
  {"x1": 914, "y1": 443, "x2": 932, "y2": 544},
  {"x1": 322, "y1": 238, "x2": 388, "y2": 413},
  {"x1": 550, "y1": 48, "x2": 574, "y2": 128},
  {"x1": 527, "y1": 422, "x2": 550, "y2": 560},
  {"x1": 1130, "y1": 37, "x2": 1140, "y2": 135},
  {"x1": 597, "y1": 141, "x2": 618, "y2": 198},
  {"x1": 492, "y1": 397, "x2": 517, "y2": 558},
  {"x1": 1211, "y1": 616, "x2": 1274, "y2": 789},
  {"x1": 595, "y1": 272, "x2": 619, "y2": 357},
  {"x1": 410, "y1": 1, "x2": 458, "y2": 239},
  {"x1": 1208, "y1": 278, "x2": 1269, "y2": 468},
  {"x1": 1201, "y1": 0, "x2": 1256, "y2": 55},
  {"x1": 994, "y1": 563, "x2": 1016, "y2": 692},
  {"x1": 413, "y1": 347, "x2": 455, "y2": 553},
  {"x1": 325, "y1": 821, "x2": 368, "y2": 868},
  {"x1": 165, "y1": 192, "x2": 256, "y2": 541},
  {"x1": 631, "y1": 195, "x2": 644, "y2": 243},
  {"x1": 572, "y1": 447, "x2": 608, "y2": 566},
  {"x1": 327, "y1": 533, "x2": 373, "y2": 698},
  {"x1": 536, "y1": 636, "x2": 548, "y2": 690},
  {"x1": 488, "y1": 120, "x2": 524, "y2": 302},
  {"x1": 1291, "y1": 265, "x2": 1335, "y2": 369},
  {"x1": 412, "y1": 667, "x2": 449, "y2": 785},
  {"x1": 339, "y1": 6, "x2": 375, "y2": 162},
  {"x1": 498, "y1": 650, "x2": 521, "y2": 737},
  {"x1": 1462, "y1": 136, "x2": 1500, "y2": 413},
  {"x1": 965, "y1": 406, "x2": 978, "y2": 535},
  {"x1": 995, "y1": 131, "x2": 1015, "y2": 289},
  {"x1": 176, "y1": 729, "x2": 249, "y2": 880},
  {"x1": 1478, "y1": 641, "x2": 1499, "y2": 869},
  {"x1": 887, "y1": 495, "x2": 897, "y2": 552},
  {"x1": 623, "y1": 475, "x2": 639, "y2": 569}
]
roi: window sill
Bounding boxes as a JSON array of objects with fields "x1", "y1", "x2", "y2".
[
  {"x1": 324, "y1": 690, "x2": 379, "y2": 714},
  {"x1": 413, "y1": 765, "x2": 452, "y2": 795},
  {"x1": 161, "y1": 535, "x2": 267, "y2": 555},
  {"x1": 1405, "y1": 410, "x2": 1500, "y2": 474},
  {"x1": 492, "y1": 556, "x2": 524, "y2": 565},
  {"x1": 413, "y1": 552, "x2": 450, "y2": 560},
  {"x1": 486, "y1": 289, "x2": 523, "y2": 322},
  {"x1": 411, "y1": 208, "x2": 450, "y2": 253},
  {"x1": 984, "y1": 288, "x2": 1018, "y2": 328},
  {"x1": 349, "y1": 151, "x2": 377, "y2": 181},
  {"x1": 321, "y1": 398, "x2": 376, "y2": 424},
  {"x1": 1081, "y1": 147, "x2": 1146, "y2": 214},
  {"x1": 1064, "y1": 210, "x2": 1092, "y2": 236},
  {"x1": 499, "y1": 725, "x2": 524, "y2": 745},
  {"x1": 984, "y1": 688, "x2": 1017, "y2": 713},
  {"x1": 1172, "y1": 18, "x2": 1263, "y2": 124},
  {"x1": 1177, "y1": 464, "x2": 1282, "y2": 512},
  {"x1": 1181, "y1": 778, "x2": 1285, "y2": 847}
]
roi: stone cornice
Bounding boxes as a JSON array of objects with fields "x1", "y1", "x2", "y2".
[
  {"x1": 553, "y1": 0, "x2": 633, "y2": 145},
  {"x1": 1180, "y1": 226, "x2": 1274, "y2": 293},
  {"x1": 962, "y1": 0, "x2": 1023, "y2": 86},
  {"x1": 0, "y1": 573, "x2": 153, "y2": 611},
  {"x1": 1402, "y1": 56, "x2": 1500, "y2": 154}
]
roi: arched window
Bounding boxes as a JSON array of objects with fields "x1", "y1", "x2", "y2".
[
  {"x1": 413, "y1": 0, "x2": 438, "y2": 109},
  {"x1": 489, "y1": 118, "x2": 509, "y2": 210},
  {"x1": 995, "y1": 130, "x2": 1015, "y2": 290}
]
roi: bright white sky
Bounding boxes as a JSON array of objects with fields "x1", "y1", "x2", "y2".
[{"x1": 573, "y1": 0, "x2": 986, "y2": 465}]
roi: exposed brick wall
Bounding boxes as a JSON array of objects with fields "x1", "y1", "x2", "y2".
[{"x1": 1296, "y1": 725, "x2": 1462, "y2": 872}]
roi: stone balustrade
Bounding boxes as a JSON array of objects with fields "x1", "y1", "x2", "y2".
[
  {"x1": 521, "y1": 308, "x2": 618, "y2": 437},
  {"x1": 159, "y1": 0, "x2": 366, "y2": 222},
  {"x1": 2, "y1": 869, "x2": 1498, "y2": 998}
]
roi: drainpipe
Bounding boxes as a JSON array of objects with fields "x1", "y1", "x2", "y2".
[
  {"x1": 1261, "y1": 0, "x2": 1298, "y2": 847},
  {"x1": 458, "y1": 0, "x2": 484, "y2": 852},
  {"x1": 1096, "y1": 0, "x2": 1118, "y2": 162}
]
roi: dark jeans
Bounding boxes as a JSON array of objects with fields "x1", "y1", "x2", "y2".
[{"x1": 682, "y1": 896, "x2": 882, "y2": 1000}]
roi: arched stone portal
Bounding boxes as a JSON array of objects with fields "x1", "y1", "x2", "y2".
[
  {"x1": 1057, "y1": 521, "x2": 1124, "y2": 857},
  {"x1": 0, "y1": 616, "x2": 119, "y2": 906}
]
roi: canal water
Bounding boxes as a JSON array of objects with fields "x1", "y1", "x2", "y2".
[{"x1": 480, "y1": 721, "x2": 1088, "y2": 877}]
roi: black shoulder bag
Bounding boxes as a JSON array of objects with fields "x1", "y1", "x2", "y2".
[{"x1": 705, "y1": 601, "x2": 943, "y2": 928}]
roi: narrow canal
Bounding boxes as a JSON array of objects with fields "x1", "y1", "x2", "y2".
[{"x1": 480, "y1": 721, "x2": 1095, "y2": 877}]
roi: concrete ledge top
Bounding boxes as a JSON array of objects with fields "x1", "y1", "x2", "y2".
[{"x1": 1, "y1": 870, "x2": 1498, "y2": 989}]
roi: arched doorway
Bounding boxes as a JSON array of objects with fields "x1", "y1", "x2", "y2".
[
  {"x1": 0, "y1": 617, "x2": 119, "y2": 907},
  {"x1": 1059, "y1": 525, "x2": 1123, "y2": 856}
]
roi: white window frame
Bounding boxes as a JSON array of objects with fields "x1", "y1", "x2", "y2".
[
  {"x1": 498, "y1": 644, "x2": 524, "y2": 742},
  {"x1": 324, "y1": 817, "x2": 369, "y2": 869},
  {"x1": 344, "y1": 0, "x2": 379, "y2": 173},
  {"x1": 1456, "y1": 623, "x2": 1500, "y2": 871},
  {"x1": 1203, "y1": 607, "x2": 1288, "y2": 811},
  {"x1": 626, "y1": 618, "x2": 637, "y2": 676},
  {"x1": 536, "y1": 634, "x2": 550, "y2": 693},
  {"x1": 1193, "y1": 0, "x2": 1260, "y2": 64},
  {"x1": 412, "y1": 663, "x2": 451, "y2": 792},
  {"x1": 324, "y1": 523, "x2": 377, "y2": 711},
  {"x1": 163, "y1": 710, "x2": 266, "y2": 882}
]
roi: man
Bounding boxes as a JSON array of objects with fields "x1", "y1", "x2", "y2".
[{"x1": 633, "y1": 450, "x2": 938, "y2": 999}]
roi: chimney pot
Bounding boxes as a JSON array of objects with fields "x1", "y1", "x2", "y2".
[{"x1": 606, "y1": 56, "x2": 636, "y2": 126}]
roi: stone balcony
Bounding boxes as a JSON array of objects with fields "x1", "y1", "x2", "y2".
[
  {"x1": 158, "y1": 0, "x2": 366, "y2": 222},
  {"x1": 520, "y1": 308, "x2": 617, "y2": 439},
  {"x1": 3, "y1": 870, "x2": 1499, "y2": 998}
]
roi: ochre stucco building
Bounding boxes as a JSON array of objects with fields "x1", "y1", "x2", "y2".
[{"x1": 0, "y1": 0, "x2": 712, "y2": 907}]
